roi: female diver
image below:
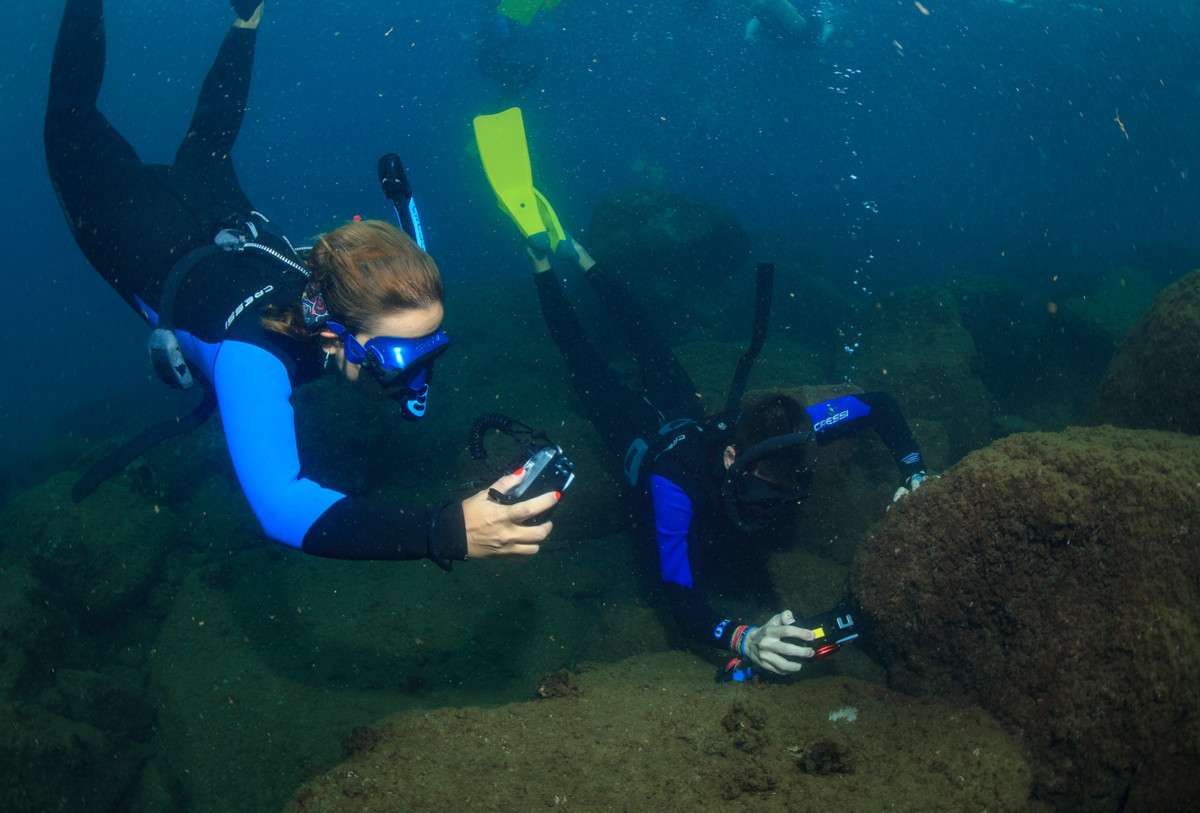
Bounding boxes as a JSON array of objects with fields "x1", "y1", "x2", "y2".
[{"x1": 44, "y1": 0, "x2": 557, "y2": 566}]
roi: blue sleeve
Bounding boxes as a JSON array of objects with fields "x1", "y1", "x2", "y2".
[
  {"x1": 806, "y1": 392, "x2": 925, "y2": 479},
  {"x1": 648, "y1": 474, "x2": 696, "y2": 588},
  {"x1": 212, "y1": 340, "x2": 347, "y2": 548},
  {"x1": 647, "y1": 474, "x2": 743, "y2": 652}
]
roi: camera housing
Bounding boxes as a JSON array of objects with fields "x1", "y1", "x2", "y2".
[
  {"x1": 491, "y1": 444, "x2": 574, "y2": 524},
  {"x1": 798, "y1": 605, "x2": 859, "y2": 661}
]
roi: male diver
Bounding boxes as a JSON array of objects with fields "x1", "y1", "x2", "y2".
[{"x1": 473, "y1": 108, "x2": 931, "y2": 677}]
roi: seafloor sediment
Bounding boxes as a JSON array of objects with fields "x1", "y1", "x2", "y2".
[{"x1": 284, "y1": 651, "x2": 1032, "y2": 812}]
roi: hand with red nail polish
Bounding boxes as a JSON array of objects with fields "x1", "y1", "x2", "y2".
[{"x1": 461, "y1": 467, "x2": 556, "y2": 560}]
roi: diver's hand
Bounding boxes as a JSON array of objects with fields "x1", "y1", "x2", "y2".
[
  {"x1": 743, "y1": 610, "x2": 815, "y2": 675},
  {"x1": 892, "y1": 471, "x2": 936, "y2": 504},
  {"x1": 461, "y1": 468, "x2": 558, "y2": 560}
]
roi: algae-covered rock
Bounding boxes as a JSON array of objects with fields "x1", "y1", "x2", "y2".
[
  {"x1": 285, "y1": 651, "x2": 1030, "y2": 812},
  {"x1": 0, "y1": 701, "x2": 147, "y2": 813},
  {"x1": 587, "y1": 187, "x2": 752, "y2": 284},
  {"x1": 0, "y1": 472, "x2": 176, "y2": 624},
  {"x1": 854, "y1": 284, "x2": 995, "y2": 459},
  {"x1": 852, "y1": 426, "x2": 1200, "y2": 811},
  {"x1": 1093, "y1": 268, "x2": 1200, "y2": 434}
]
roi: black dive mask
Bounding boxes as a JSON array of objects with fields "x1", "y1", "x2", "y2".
[{"x1": 722, "y1": 432, "x2": 818, "y2": 534}]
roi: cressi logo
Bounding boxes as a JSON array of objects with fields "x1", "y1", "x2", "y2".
[{"x1": 813, "y1": 409, "x2": 850, "y2": 431}]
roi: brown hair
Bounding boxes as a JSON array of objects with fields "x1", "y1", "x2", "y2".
[
  {"x1": 261, "y1": 219, "x2": 444, "y2": 338},
  {"x1": 732, "y1": 393, "x2": 815, "y2": 488}
]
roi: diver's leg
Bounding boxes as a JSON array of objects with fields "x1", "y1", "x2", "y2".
[
  {"x1": 535, "y1": 270, "x2": 658, "y2": 460},
  {"x1": 44, "y1": 0, "x2": 202, "y2": 312},
  {"x1": 46, "y1": 0, "x2": 105, "y2": 112},
  {"x1": 583, "y1": 267, "x2": 703, "y2": 422},
  {"x1": 171, "y1": 16, "x2": 259, "y2": 212}
]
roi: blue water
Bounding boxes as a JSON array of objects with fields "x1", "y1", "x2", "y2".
[{"x1": 3, "y1": 0, "x2": 1197, "y2": 471}]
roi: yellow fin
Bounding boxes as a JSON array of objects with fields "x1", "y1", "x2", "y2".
[
  {"x1": 497, "y1": 0, "x2": 561, "y2": 26},
  {"x1": 473, "y1": 108, "x2": 548, "y2": 247}
]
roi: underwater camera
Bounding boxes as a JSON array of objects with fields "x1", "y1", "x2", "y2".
[
  {"x1": 799, "y1": 604, "x2": 860, "y2": 661},
  {"x1": 467, "y1": 413, "x2": 575, "y2": 524}
]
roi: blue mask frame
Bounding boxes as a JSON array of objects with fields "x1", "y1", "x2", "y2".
[{"x1": 327, "y1": 322, "x2": 450, "y2": 420}]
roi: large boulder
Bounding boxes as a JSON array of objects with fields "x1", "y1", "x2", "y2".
[
  {"x1": 852, "y1": 426, "x2": 1200, "y2": 811},
  {"x1": 1093, "y1": 268, "x2": 1200, "y2": 434}
]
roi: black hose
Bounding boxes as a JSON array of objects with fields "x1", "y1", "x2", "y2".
[{"x1": 724, "y1": 262, "x2": 775, "y2": 413}]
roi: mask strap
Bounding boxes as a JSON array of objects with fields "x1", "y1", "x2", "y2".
[{"x1": 302, "y1": 282, "x2": 330, "y2": 329}]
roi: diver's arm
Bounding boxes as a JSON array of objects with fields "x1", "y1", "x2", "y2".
[
  {"x1": 807, "y1": 392, "x2": 925, "y2": 480},
  {"x1": 648, "y1": 474, "x2": 748, "y2": 651},
  {"x1": 212, "y1": 340, "x2": 468, "y2": 562}
]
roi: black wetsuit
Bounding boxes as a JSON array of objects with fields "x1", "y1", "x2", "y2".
[
  {"x1": 44, "y1": 0, "x2": 467, "y2": 564},
  {"x1": 535, "y1": 267, "x2": 925, "y2": 654}
]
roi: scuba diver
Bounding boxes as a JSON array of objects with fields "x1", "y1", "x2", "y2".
[
  {"x1": 743, "y1": 0, "x2": 807, "y2": 44},
  {"x1": 743, "y1": 0, "x2": 839, "y2": 47},
  {"x1": 473, "y1": 108, "x2": 931, "y2": 677},
  {"x1": 476, "y1": 12, "x2": 542, "y2": 101},
  {"x1": 44, "y1": 0, "x2": 558, "y2": 566}
]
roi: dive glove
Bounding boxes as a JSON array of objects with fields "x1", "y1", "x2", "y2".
[{"x1": 892, "y1": 471, "x2": 936, "y2": 503}]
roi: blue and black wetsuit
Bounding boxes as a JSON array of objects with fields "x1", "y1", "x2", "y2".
[
  {"x1": 45, "y1": 0, "x2": 466, "y2": 564},
  {"x1": 646, "y1": 392, "x2": 923, "y2": 653},
  {"x1": 535, "y1": 266, "x2": 924, "y2": 653}
]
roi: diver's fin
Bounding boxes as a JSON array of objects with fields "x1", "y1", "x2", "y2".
[
  {"x1": 497, "y1": 0, "x2": 562, "y2": 26},
  {"x1": 473, "y1": 107, "x2": 564, "y2": 254},
  {"x1": 533, "y1": 188, "x2": 568, "y2": 256}
]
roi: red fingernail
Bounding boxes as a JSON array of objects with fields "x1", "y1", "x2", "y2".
[
  {"x1": 554, "y1": 492, "x2": 562, "y2": 500},
  {"x1": 513, "y1": 467, "x2": 525, "y2": 477}
]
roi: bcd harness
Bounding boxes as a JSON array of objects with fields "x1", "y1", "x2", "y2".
[
  {"x1": 148, "y1": 210, "x2": 309, "y2": 391},
  {"x1": 72, "y1": 212, "x2": 308, "y2": 503}
]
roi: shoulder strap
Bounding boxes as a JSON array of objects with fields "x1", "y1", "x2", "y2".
[
  {"x1": 149, "y1": 212, "x2": 307, "y2": 390},
  {"x1": 149, "y1": 243, "x2": 226, "y2": 389}
]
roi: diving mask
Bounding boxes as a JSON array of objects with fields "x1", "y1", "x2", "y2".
[
  {"x1": 327, "y1": 322, "x2": 450, "y2": 420},
  {"x1": 722, "y1": 431, "x2": 818, "y2": 534}
]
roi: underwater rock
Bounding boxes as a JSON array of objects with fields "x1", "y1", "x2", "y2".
[
  {"x1": 1093, "y1": 268, "x2": 1200, "y2": 434},
  {"x1": 586, "y1": 187, "x2": 752, "y2": 285},
  {"x1": 0, "y1": 563, "x2": 76, "y2": 700},
  {"x1": 855, "y1": 284, "x2": 995, "y2": 459},
  {"x1": 943, "y1": 274, "x2": 1050, "y2": 412},
  {"x1": 852, "y1": 426, "x2": 1200, "y2": 811},
  {"x1": 1057, "y1": 267, "x2": 1162, "y2": 347},
  {"x1": 0, "y1": 563, "x2": 154, "y2": 811},
  {"x1": 0, "y1": 700, "x2": 147, "y2": 813},
  {"x1": 0, "y1": 472, "x2": 176, "y2": 625},
  {"x1": 285, "y1": 651, "x2": 1030, "y2": 811}
]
